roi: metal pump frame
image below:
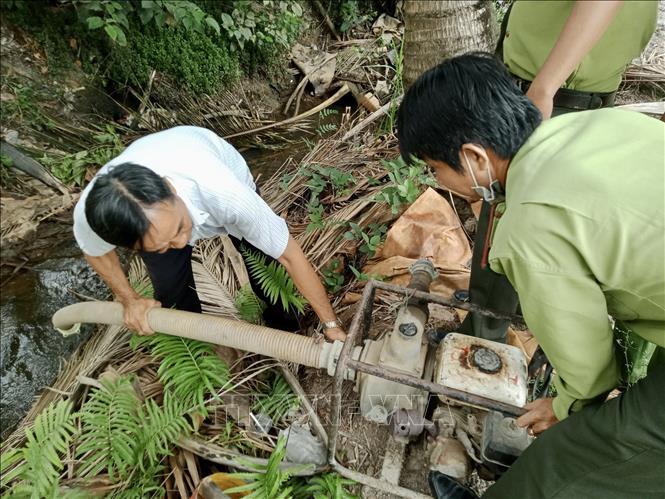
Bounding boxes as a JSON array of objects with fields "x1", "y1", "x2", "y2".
[{"x1": 325, "y1": 280, "x2": 526, "y2": 498}]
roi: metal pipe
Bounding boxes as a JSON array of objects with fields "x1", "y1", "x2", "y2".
[
  {"x1": 372, "y1": 280, "x2": 525, "y2": 327},
  {"x1": 331, "y1": 462, "x2": 432, "y2": 499},
  {"x1": 347, "y1": 359, "x2": 526, "y2": 418},
  {"x1": 328, "y1": 282, "x2": 375, "y2": 464}
]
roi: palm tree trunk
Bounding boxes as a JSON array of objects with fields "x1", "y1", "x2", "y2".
[{"x1": 403, "y1": 0, "x2": 496, "y2": 88}]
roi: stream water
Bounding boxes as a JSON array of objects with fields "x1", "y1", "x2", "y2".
[{"x1": 0, "y1": 254, "x2": 107, "y2": 439}]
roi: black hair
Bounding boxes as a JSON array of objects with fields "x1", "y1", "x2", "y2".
[
  {"x1": 397, "y1": 52, "x2": 541, "y2": 171},
  {"x1": 85, "y1": 162, "x2": 174, "y2": 249}
]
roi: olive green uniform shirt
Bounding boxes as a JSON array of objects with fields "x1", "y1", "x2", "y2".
[
  {"x1": 489, "y1": 109, "x2": 665, "y2": 420},
  {"x1": 503, "y1": 0, "x2": 658, "y2": 93}
]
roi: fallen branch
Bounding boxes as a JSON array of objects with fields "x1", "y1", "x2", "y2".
[
  {"x1": 312, "y1": 0, "x2": 341, "y2": 41},
  {"x1": 0, "y1": 142, "x2": 69, "y2": 193},
  {"x1": 284, "y1": 75, "x2": 310, "y2": 114},
  {"x1": 177, "y1": 436, "x2": 327, "y2": 476},
  {"x1": 224, "y1": 84, "x2": 350, "y2": 139},
  {"x1": 279, "y1": 363, "x2": 329, "y2": 446},
  {"x1": 341, "y1": 94, "x2": 403, "y2": 141}
]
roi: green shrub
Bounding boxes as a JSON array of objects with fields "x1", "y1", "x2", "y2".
[
  {"x1": 329, "y1": 0, "x2": 378, "y2": 33},
  {"x1": 108, "y1": 23, "x2": 240, "y2": 93},
  {"x1": 201, "y1": 0, "x2": 304, "y2": 72},
  {"x1": 1, "y1": 0, "x2": 302, "y2": 94}
]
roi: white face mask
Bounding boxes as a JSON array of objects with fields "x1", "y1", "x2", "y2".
[{"x1": 463, "y1": 150, "x2": 497, "y2": 203}]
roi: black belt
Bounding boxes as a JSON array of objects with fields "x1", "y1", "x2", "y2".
[{"x1": 512, "y1": 76, "x2": 616, "y2": 111}]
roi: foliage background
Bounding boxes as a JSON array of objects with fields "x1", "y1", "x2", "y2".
[{"x1": 1, "y1": 0, "x2": 306, "y2": 94}]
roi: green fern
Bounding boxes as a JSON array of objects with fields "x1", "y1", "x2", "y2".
[
  {"x1": 138, "y1": 395, "x2": 193, "y2": 470},
  {"x1": 316, "y1": 122, "x2": 338, "y2": 136},
  {"x1": 290, "y1": 473, "x2": 358, "y2": 499},
  {"x1": 235, "y1": 284, "x2": 267, "y2": 324},
  {"x1": 319, "y1": 108, "x2": 339, "y2": 119},
  {"x1": 110, "y1": 462, "x2": 164, "y2": 499},
  {"x1": 252, "y1": 374, "x2": 300, "y2": 422},
  {"x1": 77, "y1": 377, "x2": 142, "y2": 479},
  {"x1": 131, "y1": 333, "x2": 231, "y2": 413},
  {"x1": 2, "y1": 400, "x2": 76, "y2": 498},
  {"x1": 241, "y1": 247, "x2": 307, "y2": 315},
  {"x1": 225, "y1": 435, "x2": 311, "y2": 498},
  {"x1": 73, "y1": 374, "x2": 189, "y2": 495},
  {"x1": 0, "y1": 449, "x2": 24, "y2": 490}
]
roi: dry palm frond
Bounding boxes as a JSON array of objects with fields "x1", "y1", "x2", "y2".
[
  {"x1": 191, "y1": 236, "x2": 258, "y2": 319},
  {"x1": 260, "y1": 128, "x2": 402, "y2": 271},
  {"x1": 193, "y1": 236, "x2": 250, "y2": 296},
  {"x1": 192, "y1": 260, "x2": 239, "y2": 319},
  {"x1": 131, "y1": 75, "x2": 312, "y2": 145},
  {"x1": 624, "y1": 47, "x2": 665, "y2": 85}
]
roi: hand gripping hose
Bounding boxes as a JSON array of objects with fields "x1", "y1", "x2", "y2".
[{"x1": 53, "y1": 302, "x2": 334, "y2": 370}]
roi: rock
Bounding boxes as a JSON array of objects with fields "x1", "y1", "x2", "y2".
[{"x1": 279, "y1": 422, "x2": 327, "y2": 465}]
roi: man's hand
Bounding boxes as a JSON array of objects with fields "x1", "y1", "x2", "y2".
[
  {"x1": 118, "y1": 295, "x2": 162, "y2": 335},
  {"x1": 84, "y1": 251, "x2": 161, "y2": 335},
  {"x1": 324, "y1": 326, "x2": 347, "y2": 342},
  {"x1": 517, "y1": 397, "x2": 559, "y2": 436},
  {"x1": 526, "y1": 84, "x2": 555, "y2": 120}
]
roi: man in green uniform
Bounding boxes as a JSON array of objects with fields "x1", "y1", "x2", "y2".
[
  {"x1": 502, "y1": 0, "x2": 657, "y2": 118},
  {"x1": 462, "y1": 0, "x2": 659, "y2": 345},
  {"x1": 397, "y1": 53, "x2": 664, "y2": 498}
]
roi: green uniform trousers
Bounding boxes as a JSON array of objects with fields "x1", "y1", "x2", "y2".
[{"x1": 484, "y1": 348, "x2": 665, "y2": 498}]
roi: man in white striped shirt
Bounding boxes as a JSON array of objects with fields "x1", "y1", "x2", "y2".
[{"x1": 73, "y1": 126, "x2": 346, "y2": 341}]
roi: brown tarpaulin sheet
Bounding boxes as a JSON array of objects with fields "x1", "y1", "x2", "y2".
[{"x1": 361, "y1": 187, "x2": 471, "y2": 298}]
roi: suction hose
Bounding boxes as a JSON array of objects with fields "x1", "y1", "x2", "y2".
[{"x1": 53, "y1": 302, "x2": 338, "y2": 370}]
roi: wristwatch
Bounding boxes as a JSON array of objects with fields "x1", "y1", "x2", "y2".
[{"x1": 323, "y1": 319, "x2": 342, "y2": 330}]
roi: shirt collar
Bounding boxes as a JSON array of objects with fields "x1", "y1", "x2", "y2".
[{"x1": 167, "y1": 177, "x2": 208, "y2": 226}]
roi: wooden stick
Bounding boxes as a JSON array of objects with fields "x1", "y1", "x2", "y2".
[
  {"x1": 313, "y1": 0, "x2": 341, "y2": 41},
  {"x1": 341, "y1": 94, "x2": 403, "y2": 141},
  {"x1": 224, "y1": 84, "x2": 350, "y2": 139},
  {"x1": 284, "y1": 74, "x2": 310, "y2": 114},
  {"x1": 616, "y1": 101, "x2": 665, "y2": 115},
  {"x1": 293, "y1": 78, "x2": 308, "y2": 117}
]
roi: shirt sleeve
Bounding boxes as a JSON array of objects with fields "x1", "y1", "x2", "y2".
[
  {"x1": 495, "y1": 256, "x2": 621, "y2": 420},
  {"x1": 489, "y1": 203, "x2": 621, "y2": 421},
  {"x1": 200, "y1": 182, "x2": 289, "y2": 260},
  {"x1": 72, "y1": 190, "x2": 116, "y2": 257}
]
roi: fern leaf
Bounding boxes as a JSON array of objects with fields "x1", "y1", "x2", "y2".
[
  {"x1": 319, "y1": 108, "x2": 338, "y2": 118},
  {"x1": 77, "y1": 376, "x2": 142, "y2": 480},
  {"x1": 234, "y1": 284, "x2": 266, "y2": 324},
  {"x1": 241, "y1": 247, "x2": 308, "y2": 314},
  {"x1": 134, "y1": 333, "x2": 231, "y2": 414},
  {"x1": 0, "y1": 449, "x2": 25, "y2": 489},
  {"x1": 138, "y1": 396, "x2": 193, "y2": 470},
  {"x1": 252, "y1": 374, "x2": 299, "y2": 422},
  {"x1": 110, "y1": 461, "x2": 164, "y2": 499},
  {"x1": 18, "y1": 400, "x2": 76, "y2": 498}
]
